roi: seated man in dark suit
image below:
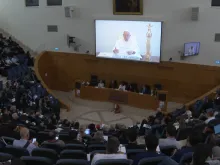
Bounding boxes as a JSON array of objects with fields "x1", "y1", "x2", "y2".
[
  {"x1": 126, "y1": 127, "x2": 145, "y2": 150},
  {"x1": 133, "y1": 134, "x2": 165, "y2": 165}
]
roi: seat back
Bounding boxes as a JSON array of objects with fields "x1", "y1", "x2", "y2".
[
  {"x1": 1, "y1": 136, "x2": 16, "y2": 145},
  {"x1": 60, "y1": 150, "x2": 87, "y2": 160},
  {"x1": 32, "y1": 148, "x2": 58, "y2": 163},
  {"x1": 21, "y1": 156, "x2": 53, "y2": 165},
  {"x1": 160, "y1": 145, "x2": 176, "y2": 156},
  {"x1": 41, "y1": 142, "x2": 63, "y2": 153},
  {"x1": 88, "y1": 144, "x2": 106, "y2": 153},
  {"x1": 59, "y1": 134, "x2": 71, "y2": 143},
  {"x1": 95, "y1": 159, "x2": 132, "y2": 165},
  {"x1": 138, "y1": 156, "x2": 166, "y2": 165},
  {"x1": 64, "y1": 144, "x2": 85, "y2": 151},
  {"x1": 4, "y1": 145, "x2": 29, "y2": 158},
  {"x1": 0, "y1": 152, "x2": 12, "y2": 162},
  {"x1": 176, "y1": 127, "x2": 193, "y2": 141},
  {"x1": 56, "y1": 159, "x2": 89, "y2": 165},
  {"x1": 126, "y1": 149, "x2": 146, "y2": 160},
  {"x1": 37, "y1": 132, "x2": 50, "y2": 144},
  {"x1": 179, "y1": 152, "x2": 193, "y2": 165}
]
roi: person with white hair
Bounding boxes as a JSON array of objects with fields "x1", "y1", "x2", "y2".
[
  {"x1": 13, "y1": 127, "x2": 38, "y2": 154},
  {"x1": 113, "y1": 31, "x2": 140, "y2": 56}
]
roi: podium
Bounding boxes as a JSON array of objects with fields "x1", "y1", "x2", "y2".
[{"x1": 156, "y1": 90, "x2": 168, "y2": 112}]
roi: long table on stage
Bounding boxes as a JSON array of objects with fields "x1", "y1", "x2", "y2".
[{"x1": 75, "y1": 86, "x2": 166, "y2": 110}]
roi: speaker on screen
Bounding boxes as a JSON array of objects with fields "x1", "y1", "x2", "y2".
[{"x1": 95, "y1": 20, "x2": 162, "y2": 63}]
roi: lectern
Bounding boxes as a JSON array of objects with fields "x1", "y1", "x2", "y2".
[{"x1": 156, "y1": 90, "x2": 168, "y2": 112}]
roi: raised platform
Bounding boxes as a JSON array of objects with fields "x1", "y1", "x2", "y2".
[{"x1": 53, "y1": 90, "x2": 182, "y2": 126}]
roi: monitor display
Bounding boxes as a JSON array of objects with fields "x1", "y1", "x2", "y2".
[
  {"x1": 184, "y1": 42, "x2": 200, "y2": 56},
  {"x1": 95, "y1": 20, "x2": 162, "y2": 63}
]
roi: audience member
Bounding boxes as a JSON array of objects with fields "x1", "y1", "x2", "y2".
[
  {"x1": 90, "y1": 131, "x2": 105, "y2": 144},
  {"x1": 133, "y1": 134, "x2": 165, "y2": 165},
  {"x1": 42, "y1": 131, "x2": 65, "y2": 147},
  {"x1": 67, "y1": 130, "x2": 82, "y2": 144},
  {"x1": 192, "y1": 144, "x2": 220, "y2": 165},
  {"x1": 159, "y1": 124, "x2": 180, "y2": 149},
  {"x1": 91, "y1": 137, "x2": 127, "y2": 165},
  {"x1": 126, "y1": 127, "x2": 145, "y2": 149},
  {"x1": 205, "y1": 108, "x2": 215, "y2": 124},
  {"x1": 172, "y1": 131, "x2": 203, "y2": 163},
  {"x1": 13, "y1": 127, "x2": 38, "y2": 154}
]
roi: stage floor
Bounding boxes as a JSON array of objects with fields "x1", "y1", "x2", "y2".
[{"x1": 53, "y1": 90, "x2": 183, "y2": 126}]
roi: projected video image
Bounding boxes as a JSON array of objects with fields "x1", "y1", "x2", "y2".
[
  {"x1": 95, "y1": 20, "x2": 162, "y2": 63},
  {"x1": 184, "y1": 42, "x2": 200, "y2": 56}
]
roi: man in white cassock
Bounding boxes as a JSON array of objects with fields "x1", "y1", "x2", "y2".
[{"x1": 113, "y1": 31, "x2": 140, "y2": 55}]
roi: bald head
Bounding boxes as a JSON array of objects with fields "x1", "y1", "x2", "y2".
[
  {"x1": 123, "y1": 31, "x2": 131, "y2": 41},
  {"x1": 20, "y1": 127, "x2": 29, "y2": 140}
]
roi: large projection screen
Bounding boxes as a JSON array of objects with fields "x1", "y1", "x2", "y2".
[{"x1": 95, "y1": 20, "x2": 162, "y2": 63}]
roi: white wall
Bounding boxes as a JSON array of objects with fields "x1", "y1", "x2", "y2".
[{"x1": 0, "y1": 0, "x2": 220, "y2": 66}]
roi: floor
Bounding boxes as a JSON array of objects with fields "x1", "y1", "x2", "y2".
[{"x1": 53, "y1": 90, "x2": 183, "y2": 126}]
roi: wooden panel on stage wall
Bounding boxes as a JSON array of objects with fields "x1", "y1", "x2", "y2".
[{"x1": 37, "y1": 51, "x2": 220, "y2": 103}]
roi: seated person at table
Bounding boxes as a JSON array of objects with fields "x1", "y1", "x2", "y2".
[
  {"x1": 13, "y1": 127, "x2": 38, "y2": 155},
  {"x1": 113, "y1": 31, "x2": 139, "y2": 55},
  {"x1": 97, "y1": 80, "x2": 104, "y2": 88},
  {"x1": 133, "y1": 134, "x2": 165, "y2": 165},
  {"x1": 118, "y1": 82, "x2": 126, "y2": 91},
  {"x1": 91, "y1": 136, "x2": 127, "y2": 165},
  {"x1": 126, "y1": 127, "x2": 145, "y2": 149},
  {"x1": 159, "y1": 124, "x2": 181, "y2": 149}
]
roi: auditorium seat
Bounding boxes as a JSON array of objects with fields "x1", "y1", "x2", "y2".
[
  {"x1": 0, "y1": 152, "x2": 12, "y2": 162},
  {"x1": 160, "y1": 145, "x2": 177, "y2": 156},
  {"x1": 4, "y1": 145, "x2": 29, "y2": 158},
  {"x1": 64, "y1": 144, "x2": 86, "y2": 151},
  {"x1": 87, "y1": 144, "x2": 106, "y2": 153},
  {"x1": 138, "y1": 156, "x2": 166, "y2": 165},
  {"x1": 94, "y1": 159, "x2": 132, "y2": 165},
  {"x1": 179, "y1": 152, "x2": 193, "y2": 165},
  {"x1": 60, "y1": 150, "x2": 87, "y2": 160},
  {"x1": 56, "y1": 159, "x2": 89, "y2": 165},
  {"x1": 32, "y1": 148, "x2": 58, "y2": 163},
  {"x1": 21, "y1": 156, "x2": 53, "y2": 165},
  {"x1": 126, "y1": 149, "x2": 146, "y2": 160},
  {"x1": 41, "y1": 142, "x2": 63, "y2": 153},
  {"x1": 90, "y1": 150, "x2": 106, "y2": 161}
]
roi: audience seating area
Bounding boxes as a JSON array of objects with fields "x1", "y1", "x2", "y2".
[{"x1": 1, "y1": 33, "x2": 220, "y2": 165}]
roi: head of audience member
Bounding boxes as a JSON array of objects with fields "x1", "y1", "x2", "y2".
[
  {"x1": 188, "y1": 131, "x2": 203, "y2": 147},
  {"x1": 192, "y1": 144, "x2": 213, "y2": 165},
  {"x1": 69, "y1": 130, "x2": 78, "y2": 140},
  {"x1": 103, "y1": 125, "x2": 110, "y2": 133},
  {"x1": 126, "y1": 127, "x2": 137, "y2": 144},
  {"x1": 79, "y1": 125, "x2": 86, "y2": 136},
  {"x1": 74, "y1": 122, "x2": 79, "y2": 130},
  {"x1": 166, "y1": 124, "x2": 177, "y2": 138},
  {"x1": 206, "y1": 108, "x2": 214, "y2": 118},
  {"x1": 48, "y1": 131, "x2": 57, "y2": 141},
  {"x1": 2, "y1": 108, "x2": 9, "y2": 115},
  {"x1": 106, "y1": 137, "x2": 120, "y2": 154},
  {"x1": 123, "y1": 31, "x2": 131, "y2": 42},
  {"x1": 145, "y1": 134, "x2": 159, "y2": 152},
  {"x1": 93, "y1": 131, "x2": 104, "y2": 143},
  {"x1": 109, "y1": 124, "x2": 115, "y2": 132},
  {"x1": 20, "y1": 127, "x2": 30, "y2": 140},
  {"x1": 30, "y1": 111, "x2": 35, "y2": 118},
  {"x1": 88, "y1": 124, "x2": 96, "y2": 132},
  {"x1": 12, "y1": 113, "x2": 19, "y2": 120}
]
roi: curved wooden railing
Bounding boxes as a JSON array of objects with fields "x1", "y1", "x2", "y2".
[
  {"x1": 185, "y1": 84, "x2": 220, "y2": 108},
  {"x1": 34, "y1": 51, "x2": 70, "y2": 111}
]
